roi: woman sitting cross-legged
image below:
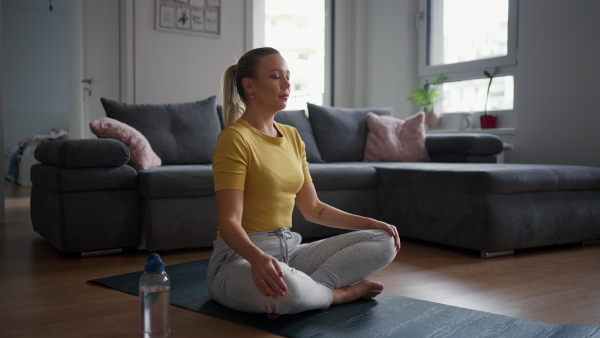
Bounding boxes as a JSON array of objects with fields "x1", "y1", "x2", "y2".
[{"x1": 207, "y1": 47, "x2": 401, "y2": 319}]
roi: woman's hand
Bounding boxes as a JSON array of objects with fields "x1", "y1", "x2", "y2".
[
  {"x1": 372, "y1": 221, "x2": 401, "y2": 251},
  {"x1": 249, "y1": 253, "x2": 288, "y2": 298}
]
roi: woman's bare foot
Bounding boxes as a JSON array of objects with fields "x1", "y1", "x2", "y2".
[
  {"x1": 265, "y1": 281, "x2": 384, "y2": 317},
  {"x1": 331, "y1": 280, "x2": 384, "y2": 305},
  {"x1": 267, "y1": 313, "x2": 281, "y2": 320}
]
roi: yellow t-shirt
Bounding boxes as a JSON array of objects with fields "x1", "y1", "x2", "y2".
[{"x1": 212, "y1": 118, "x2": 312, "y2": 234}]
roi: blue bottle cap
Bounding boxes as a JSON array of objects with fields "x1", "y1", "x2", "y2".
[{"x1": 145, "y1": 253, "x2": 165, "y2": 273}]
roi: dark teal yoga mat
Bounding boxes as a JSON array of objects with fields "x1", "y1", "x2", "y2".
[{"x1": 89, "y1": 259, "x2": 600, "y2": 338}]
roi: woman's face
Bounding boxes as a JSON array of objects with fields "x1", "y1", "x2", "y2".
[{"x1": 245, "y1": 53, "x2": 291, "y2": 112}]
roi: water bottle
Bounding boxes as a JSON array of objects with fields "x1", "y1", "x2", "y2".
[{"x1": 140, "y1": 253, "x2": 171, "y2": 338}]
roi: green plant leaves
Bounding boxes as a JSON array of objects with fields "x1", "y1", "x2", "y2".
[{"x1": 408, "y1": 74, "x2": 446, "y2": 113}]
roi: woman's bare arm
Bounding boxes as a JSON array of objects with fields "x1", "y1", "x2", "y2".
[{"x1": 294, "y1": 182, "x2": 401, "y2": 251}]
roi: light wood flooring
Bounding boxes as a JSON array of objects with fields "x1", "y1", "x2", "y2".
[{"x1": 1, "y1": 183, "x2": 599, "y2": 337}]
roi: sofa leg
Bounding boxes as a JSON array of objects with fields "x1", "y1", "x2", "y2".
[
  {"x1": 480, "y1": 250, "x2": 514, "y2": 259},
  {"x1": 80, "y1": 248, "x2": 123, "y2": 258}
]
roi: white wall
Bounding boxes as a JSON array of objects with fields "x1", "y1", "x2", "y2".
[
  {"x1": 364, "y1": 0, "x2": 418, "y2": 116},
  {"x1": 131, "y1": 0, "x2": 246, "y2": 104},
  {"x1": 363, "y1": 0, "x2": 600, "y2": 167},
  {"x1": 332, "y1": 0, "x2": 368, "y2": 108},
  {"x1": 501, "y1": 0, "x2": 600, "y2": 166},
  {"x1": 333, "y1": 0, "x2": 418, "y2": 115},
  {"x1": 1, "y1": 0, "x2": 69, "y2": 156}
]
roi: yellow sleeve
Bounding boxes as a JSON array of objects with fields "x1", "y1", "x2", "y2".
[
  {"x1": 212, "y1": 128, "x2": 247, "y2": 191},
  {"x1": 299, "y1": 138, "x2": 312, "y2": 184},
  {"x1": 302, "y1": 163, "x2": 312, "y2": 184}
]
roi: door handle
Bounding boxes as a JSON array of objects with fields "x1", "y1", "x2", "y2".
[{"x1": 82, "y1": 78, "x2": 92, "y2": 85}]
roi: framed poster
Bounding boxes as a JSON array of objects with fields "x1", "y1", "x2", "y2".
[{"x1": 156, "y1": 0, "x2": 220, "y2": 37}]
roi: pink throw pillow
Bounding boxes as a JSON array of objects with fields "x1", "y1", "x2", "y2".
[
  {"x1": 89, "y1": 117, "x2": 162, "y2": 170},
  {"x1": 364, "y1": 112, "x2": 430, "y2": 162}
]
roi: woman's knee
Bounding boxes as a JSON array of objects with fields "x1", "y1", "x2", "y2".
[{"x1": 367, "y1": 229, "x2": 397, "y2": 263}]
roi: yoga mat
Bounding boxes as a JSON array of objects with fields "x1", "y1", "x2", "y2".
[{"x1": 89, "y1": 259, "x2": 600, "y2": 338}]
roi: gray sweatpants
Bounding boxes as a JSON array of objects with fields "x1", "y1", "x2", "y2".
[{"x1": 206, "y1": 228, "x2": 397, "y2": 315}]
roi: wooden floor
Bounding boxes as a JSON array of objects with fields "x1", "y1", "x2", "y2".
[{"x1": 1, "y1": 183, "x2": 599, "y2": 337}]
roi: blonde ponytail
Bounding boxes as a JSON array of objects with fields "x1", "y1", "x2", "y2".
[{"x1": 221, "y1": 65, "x2": 245, "y2": 127}]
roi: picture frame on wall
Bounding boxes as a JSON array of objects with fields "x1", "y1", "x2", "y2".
[{"x1": 156, "y1": 0, "x2": 220, "y2": 37}]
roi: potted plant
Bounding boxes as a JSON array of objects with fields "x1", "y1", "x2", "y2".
[
  {"x1": 408, "y1": 75, "x2": 447, "y2": 130},
  {"x1": 480, "y1": 67, "x2": 499, "y2": 129}
]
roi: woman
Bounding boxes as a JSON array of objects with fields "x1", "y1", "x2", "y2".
[{"x1": 207, "y1": 47, "x2": 400, "y2": 318}]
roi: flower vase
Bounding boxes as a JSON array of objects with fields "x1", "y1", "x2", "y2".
[
  {"x1": 424, "y1": 112, "x2": 441, "y2": 130},
  {"x1": 480, "y1": 115, "x2": 497, "y2": 129}
]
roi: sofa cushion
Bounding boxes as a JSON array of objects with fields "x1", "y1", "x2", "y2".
[
  {"x1": 274, "y1": 110, "x2": 324, "y2": 163},
  {"x1": 101, "y1": 96, "x2": 221, "y2": 165},
  {"x1": 307, "y1": 103, "x2": 392, "y2": 162},
  {"x1": 89, "y1": 117, "x2": 162, "y2": 170},
  {"x1": 138, "y1": 165, "x2": 215, "y2": 199},
  {"x1": 364, "y1": 112, "x2": 430, "y2": 162},
  {"x1": 308, "y1": 163, "x2": 379, "y2": 190},
  {"x1": 376, "y1": 163, "x2": 600, "y2": 194},
  {"x1": 34, "y1": 139, "x2": 130, "y2": 168}
]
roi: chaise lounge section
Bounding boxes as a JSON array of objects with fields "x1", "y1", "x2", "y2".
[{"x1": 376, "y1": 163, "x2": 600, "y2": 258}]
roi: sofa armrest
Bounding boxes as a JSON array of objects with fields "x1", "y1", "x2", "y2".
[
  {"x1": 34, "y1": 139, "x2": 131, "y2": 168},
  {"x1": 425, "y1": 134, "x2": 504, "y2": 156}
]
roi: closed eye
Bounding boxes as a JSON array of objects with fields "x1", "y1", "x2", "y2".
[{"x1": 269, "y1": 69, "x2": 290, "y2": 80}]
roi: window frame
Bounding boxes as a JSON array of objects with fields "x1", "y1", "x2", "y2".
[
  {"x1": 417, "y1": 0, "x2": 519, "y2": 77},
  {"x1": 245, "y1": 0, "x2": 334, "y2": 107}
]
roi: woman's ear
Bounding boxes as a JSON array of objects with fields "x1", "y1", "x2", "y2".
[{"x1": 242, "y1": 78, "x2": 254, "y2": 97}]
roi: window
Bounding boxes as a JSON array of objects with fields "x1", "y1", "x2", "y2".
[
  {"x1": 436, "y1": 75, "x2": 514, "y2": 113},
  {"x1": 426, "y1": 0, "x2": 512, "y2": 67},
  {"x1": 418, "y1": 0, "x2": 518, "y2": 117},
  {"x1": 250, "y1": 0, "x2": 330, "y2": 110}
]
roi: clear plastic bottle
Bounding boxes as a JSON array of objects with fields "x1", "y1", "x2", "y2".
[{"x1": 140, "y1": 253, "x2": 171, "y2": 338}]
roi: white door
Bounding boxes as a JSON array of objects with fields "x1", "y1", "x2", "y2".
[{"x1": 82, "y1": 0, "x2": 120, "y2": 138}]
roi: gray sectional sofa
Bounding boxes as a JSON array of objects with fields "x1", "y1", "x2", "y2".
[{"x1": 30, "y1": 97, "x2": 600, "y2": 257}]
